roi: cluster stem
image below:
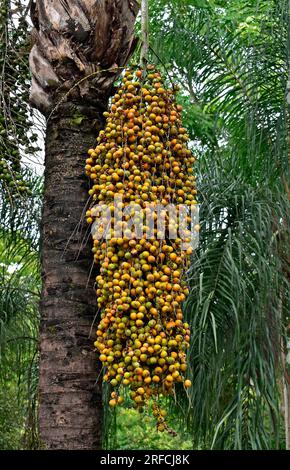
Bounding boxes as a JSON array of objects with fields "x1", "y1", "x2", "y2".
[{"x1": 140, "y1": 0, "x2": 149, "y2": 66}]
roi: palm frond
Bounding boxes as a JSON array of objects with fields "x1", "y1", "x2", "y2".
[
  {"x1": 0, "y1": 168, "x2": 42, "y2": 449},
  {"x1": 149, "y1": 0, "x2": 290, "y2": 449}
]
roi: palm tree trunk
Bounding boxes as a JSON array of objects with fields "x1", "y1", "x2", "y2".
[
  {"x1": 39, "y1": 103, "x2": 106, "y2": 450},
  {"x1": 282, "y1": 356, "x2": 290, "y2": 449},
  {"x1": 29, "y1": 0, "x2": 139, "y2": 449}
]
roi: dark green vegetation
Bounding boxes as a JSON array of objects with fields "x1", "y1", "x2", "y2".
[
  {"x1": 148, "y1": 0, "x2": 290, "y2": 449},
  {"x1": 0, "y1": 0, "x2": 40, "y2": 195},
  {"x1": 0, "y1": 174, "x2": 41, "y2": 449},
  {"x1": 0, "y1": 0, "x2": 289, "y2": 450},
  {"x1": 107, "y1": 408, "x2": 192, "y2": 450}
]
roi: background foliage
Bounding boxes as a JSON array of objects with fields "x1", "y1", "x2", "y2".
[
  {"x1": 0, "y1": 0, "x2": 42, "y2": 450},
  {"x1": 0, "y1": 0, "x2": 41, "y2": 196},
  {"x1": 0, "y1": 170, "x2": 41, "y2": 449},
  {"x1": 147, "y1": 0, "x2": 290, "y2": 450}
]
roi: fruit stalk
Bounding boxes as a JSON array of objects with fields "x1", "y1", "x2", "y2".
[{"x1": 140, "y1": 0, "x2": 149, "y2": 66}]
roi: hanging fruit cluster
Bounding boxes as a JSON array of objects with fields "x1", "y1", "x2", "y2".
[
  {"x1": 86, "y1": 65, "x2": 197, "y2": 429},
  {"x1": 0, "y1": 0, "x2": 38, "y2": 195}
]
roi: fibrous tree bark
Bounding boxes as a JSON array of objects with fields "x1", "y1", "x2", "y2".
[
  {"x1": 29, "y1": 0, "x2": 139, "y2": 115},
  {"x1": 29, "y1": 0, "x2": 139, "y2": 450}
]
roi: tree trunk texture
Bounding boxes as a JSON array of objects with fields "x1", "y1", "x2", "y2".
[
  {"x1": 29, "y1": 0, "x2": 139, "y2": 115},
  {"x1": 29, "y1": 0, "x2": 139, "y2": 450},
  {"x1": 40, "y1": 103, "x2": 106, "y2": 450},
  {"x1": 283, "y1": 366, "x2": 290, "y2": 449}
]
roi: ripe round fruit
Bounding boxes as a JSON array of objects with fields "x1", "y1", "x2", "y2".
[
  {"x1": 184, "y1": 380, "x2": 192, "y2": 388},
  {"x1": 86, "y1": 65, "x2": 197, "y2": 431}
]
